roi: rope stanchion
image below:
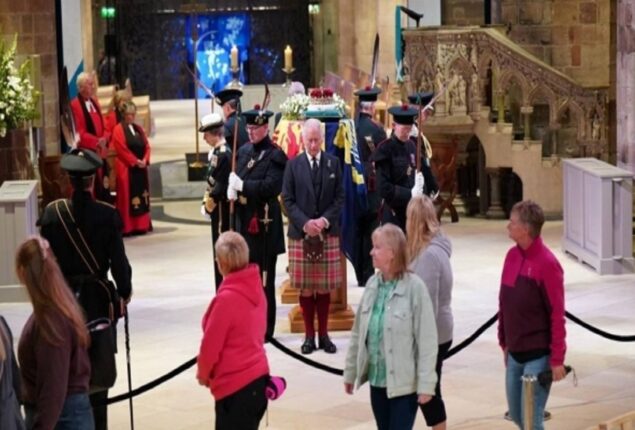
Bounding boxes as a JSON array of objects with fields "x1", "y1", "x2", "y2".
[
  {"x1": 267, "y1": 336, "x2": 344, "y2": 376},
  {"x1": 103, "y1": 357, "x2": 197, "y2": 405},
  {"x1": 566, "y1": 311, "x2": 635, "y2": 342},
  {"x1": 100, "y1": 310, "x2": 634, "y2": 406},
  {"x1": 445, "y1": 314, "x2": 498, "y2": 359}
]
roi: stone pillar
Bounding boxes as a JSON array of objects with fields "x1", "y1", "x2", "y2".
[
  {"x1": 521, "y1": 106, "x2": 533, "y2": 141},
  {"x1": 485, "y1": 167, "x2": 506, "y2": 218},
  {"x1": 617, "y1": 0, "x2": 635, "y2": 175},
  {"x1": 490, "y1": 0, "x2": 502, "y2": 25}
]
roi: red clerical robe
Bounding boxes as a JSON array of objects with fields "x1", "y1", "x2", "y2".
[{"x1": 111, "y1": 122, "x2": 152, "y2": 235}]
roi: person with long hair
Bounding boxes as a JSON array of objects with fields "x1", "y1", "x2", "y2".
[
  {"x1": 16, "y1": 236, "x2": 94, "y2": 429},
  {"x1": 197, "y1": 231, "x2": 269, "y2": 429},
  {"x1": 344, "y1": 224, "x2": 438, "y2": 430},
  {"x1": 406, "y1": 195, "x2": 453, "y2": 430},
  {"x1": 0, "y1": 315, "x2": 25, "y2": 429}
]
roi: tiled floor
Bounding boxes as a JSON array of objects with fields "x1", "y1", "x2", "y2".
[{"x1": 2, "y1": 99, "x2": 634, "y2": 429}]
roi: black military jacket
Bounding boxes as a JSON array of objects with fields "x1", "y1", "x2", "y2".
[
  {"x1": 224, "y1": 111, "x2": 249, "y2": 151},
  {"x1": 206, "y1": 142, "x2": 232, "y2": 207},
  {"x1": 234, "y1": 135, "x2": 288, "y2": 257},
  {"x1": 372, "y1": 135, "x2": 439, "y2": 229},
  {"x1": 355, "y1": 112, "x2": 387, "y2": 212}
]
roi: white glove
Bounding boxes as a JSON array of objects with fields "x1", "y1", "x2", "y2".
[
  {"x1": 411, "y1": 172, "x2": 424, "y2": 198},
  {"x1": 229, "y1": 172, "x2": 244, "y2": 192},
  {"x1": 227, "y1": 186, "x2": 237, "y2": 201},
  {"x1": 200, "y1": 204, "x2": 211, "y2": 220}
]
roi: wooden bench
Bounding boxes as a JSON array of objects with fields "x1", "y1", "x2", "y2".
[{"x1": 598, "y1": 411, "x2": 635, "y2": 430}]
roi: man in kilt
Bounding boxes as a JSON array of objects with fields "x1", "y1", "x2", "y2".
[{"x1": 282, "y1": 118, "x2": 344, "y2": 354}]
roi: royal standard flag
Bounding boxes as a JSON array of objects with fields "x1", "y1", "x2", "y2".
[{"x1": 325, "y1": 119, "x2": 367, "y2": 263}]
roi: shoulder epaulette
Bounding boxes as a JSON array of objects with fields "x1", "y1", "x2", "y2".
[{"x1": 46, "y1": 198, "x2": 68, "y2": 209}]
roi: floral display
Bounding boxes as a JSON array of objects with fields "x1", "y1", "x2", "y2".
[
  {"x1": 0, "y1": 36, "x2": 39, "y2": 137},
  {"x1": 279, "y1": 93, "x2": 310, "y2": 120}
]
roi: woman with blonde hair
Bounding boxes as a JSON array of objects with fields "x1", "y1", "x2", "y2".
[
  {"x1": 197, "y1": 231, "x2": 270, "y2": 429},
  {"x1": 406, "y1": 195, "x2": 454, "y2": 430},
  {"x1": 344, "y1": 223, "x2": 438, "y2": 430},
  {"x1": 16, "y1": 236, "x2": 94, "y2": 429}
]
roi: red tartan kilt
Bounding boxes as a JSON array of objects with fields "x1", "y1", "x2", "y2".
[{"x1": 288, "y1": 235, "x2": 341, "y2": 291}]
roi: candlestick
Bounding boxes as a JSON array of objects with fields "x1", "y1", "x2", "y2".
[
  {"x1": 281, "y1": 67, "x2": 296, "y2": 87},
  {"x1": 284, "y1": 45, "x2": 293, "y2": 70},
  {"x1": 231, "y1": 45, "x2": 238, "y2": 70}
]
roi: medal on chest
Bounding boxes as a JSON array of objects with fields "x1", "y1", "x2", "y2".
[
  {"x1": 211, "y1": 154, "x2": 218, "y2": 168},
  {"x1": 247, "y1": 151, "x2": 265, "y2": 171}
]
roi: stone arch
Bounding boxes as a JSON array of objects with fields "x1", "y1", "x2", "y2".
[
  {"x1": 555, "y1": 100, "x2": 585, "y2": 139},
  {"x1": 477, "y1": 51, "x2": 500, "y2": 77},
  {"x1": 498, "y1": 70, "x2": 529, "y2": 102},
  {"x1": 528, "y1": 84, "x2": 557, "y2": 117}
]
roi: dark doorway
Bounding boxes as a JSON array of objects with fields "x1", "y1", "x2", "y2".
[{"x1": 459, "y1": 135, "x2": 488, "y2": 216}]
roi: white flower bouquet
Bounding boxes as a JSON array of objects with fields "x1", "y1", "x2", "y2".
[
  {"x1": 279, "y1": 93, "x2": 310, "y2": 121},
  {"x1": 0, "y1": 36, "x2": 39, "y2": 137}
]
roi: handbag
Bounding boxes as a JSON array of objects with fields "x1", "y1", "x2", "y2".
[
  {"x1": 302, "y1": 234, "x2": 324, "y2": 262},
  {"x1": 86, "y1": 318, "x2": 117, "y2": 389}
]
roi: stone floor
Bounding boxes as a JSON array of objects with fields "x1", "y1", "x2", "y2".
[{"x1": 1, "y1": 99, "x2": 634, "y2": 429}]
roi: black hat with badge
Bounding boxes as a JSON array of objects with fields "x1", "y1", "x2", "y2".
[
  {"x1": 408, "y1": 91, "x2": 434, "y2": 107},
  {"x1": 60, "y1": 148, "x2": 103, "y2": 177},
  {"x1": 215, "y1": 88, "x2": 243, "y2": 106},
  {"x1": 388, "y1": 104, "x2": 419, "y2": 125},
  {"x1": 355, "y1": 86, "x2": 382, "y2": 102},
  {"x1": 242, "y1": 104, "x2": 273, "y2": 126}
]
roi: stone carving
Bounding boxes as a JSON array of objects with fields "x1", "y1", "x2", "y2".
[
  {"x1": 438, "y1": 43, "x2": 468, "y2": 70},
  {"x1": 592, "y1": 115, "x2": 600, "y2": 140}
]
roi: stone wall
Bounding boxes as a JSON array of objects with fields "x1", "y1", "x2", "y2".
[
  {"x1": 442, "y1": 0, "x2": 485, "y2": 25},
  {"x1": 0, "y1": 0, "x2": 59, "y2": 156}
]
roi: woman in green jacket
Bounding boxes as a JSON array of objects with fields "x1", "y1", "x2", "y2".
[{"x1": 344, "y1": 223, "x2": 438, "y2": 430}]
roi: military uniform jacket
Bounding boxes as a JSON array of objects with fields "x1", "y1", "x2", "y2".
[
  {"x1": 39, "y1": 194, "x2": 132, "y2": 300},
  {"x1": 235, "y1": 135, "x2": 288, "y2": 256},
  {"x1": 224, "y1": 111, "x2": 249, "y2": 151},
  {"x1": 205, "y1": 142, "x2": 232, "y2": 212},
  {"x1": 355, "y1": 113, "x2": 387, "y2": 213},
  {"x1": 372, "y1": 135, "x2": 439, "y2": 228}
]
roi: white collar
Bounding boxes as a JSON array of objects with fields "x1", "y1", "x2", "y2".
[{"x1": 305, "y1": 151, "x2": 321, "y2": 165}]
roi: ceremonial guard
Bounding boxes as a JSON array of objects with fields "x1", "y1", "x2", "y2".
[
  {"x1": 353, "y1": 86, "x2": 387, "y2": 286},
  {"x1": 70, "y1": 72, "x2": 113, "y2": 202},
  {"x1": 215, "y1": 88, "x2": 249, "y2": 150},
  {"x1": 408, "y1": 91, "x2": 436, "y2": 171},
  {"x1": 372, "y1": 104, "x2": 439, "y2": 232},
  {"x1": 227, "y1": 105, "x2": 288, "y2": 339},
  {"x1": 39, "y1": 149, "x2": 132, "y2": 430},
  {"x1": 282, "y1": 118, "x2": 344, "y2": 354},
  {"x1": 199, "y1": 113, "x2": 232, "y2": 290}
]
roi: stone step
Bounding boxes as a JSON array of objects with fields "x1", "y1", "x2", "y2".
[{"x1": 159, "y1": 160, "x2": 206, "y2": 200}]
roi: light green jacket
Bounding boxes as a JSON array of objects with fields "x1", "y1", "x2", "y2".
[{"x1": 343, "y1": 272, "x2": 438, "y2": 398}]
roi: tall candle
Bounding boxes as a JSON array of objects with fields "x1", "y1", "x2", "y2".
[
  {"x1": 284, "y1": 45, "x2": 293, "y2": 70},
  {"x1": 231, "y1": 45, "x2": 238, "y2": 70}
]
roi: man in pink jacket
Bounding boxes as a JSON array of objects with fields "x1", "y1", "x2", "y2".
[
  {"x1": 197, "y1": 231, "x2": 270, "y2": 429},
  {"x1": 498, "y1": 200, "x2": 567, "y2": 430}
]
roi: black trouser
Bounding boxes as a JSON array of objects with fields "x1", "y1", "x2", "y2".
[
  {"x1": 355, "y1": 210, "x2": 379, "y2": 286},
  {"x1": 211, "y1": 203, "x2": 230, "y2": 290},
  {"x1": 419, "y1": 340, "x2": 452, "y2": 427},
  {"x1": 215, "y1": 375, "x2": 268, "y2": 430},
  {"x1": 262, "y1": 254, "x2": 277, "y2": 339},
  {"x1": 89, "y1": 389, "x2": 108, "y2": 430}
]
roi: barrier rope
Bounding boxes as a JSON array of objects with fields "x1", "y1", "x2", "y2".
[{"x1": 102, "y1": 310, "x2": 635, "y2": 405}]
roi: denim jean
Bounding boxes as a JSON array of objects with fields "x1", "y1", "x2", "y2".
[
  {"x1": 26, "y1": 393, "x2": 94, "y2": 430},
  {"x1": 505, "y1": 354, "x2": 551, "y2": 430},
  {"x1": 370, "y1": 386, "x2": 418, "y2": 430}
]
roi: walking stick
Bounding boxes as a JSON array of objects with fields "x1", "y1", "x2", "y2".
[{"x1": 124, "y1": 309, "x2": 135, "y2": 430}]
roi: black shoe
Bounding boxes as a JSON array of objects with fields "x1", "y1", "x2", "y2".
[
  {"x1": 301, "y1": 337, "x2": 316, "y2": 354},
  {"x1": 318, "y1": 335, "x2": 337, "y2": 354}
]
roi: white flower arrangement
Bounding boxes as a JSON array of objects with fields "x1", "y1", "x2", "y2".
[
  {"x1": 279, "y1": 93, "x2": 310, "y2": 121},
  {"x1": 0, "y1": 36, "x2": 38, "y2": 137},
  {"x1": 331, "y1": 93, "x2": 346, "y2": 115}
]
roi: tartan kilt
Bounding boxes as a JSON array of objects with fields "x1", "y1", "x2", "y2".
[{"x1": 289, "y1": 235, "x2": 341, "y2": 292}]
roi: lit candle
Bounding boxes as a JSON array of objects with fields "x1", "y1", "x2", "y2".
[
  {"x1": 231, "y1": 45, "x2": 238, "y2": 70},
  {"x1": 284, "y1": 45, "x2": 293, "y2": 70}
]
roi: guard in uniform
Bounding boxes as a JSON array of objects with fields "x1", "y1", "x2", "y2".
[
  {"x1": 372, "y1": 104, "x2": 439, "y2": 232},
  {"x1": 408, "y1": 91, "x2": 436, "y2": 167},
  {"x1": 227, "y1": 105, "x2": 288, "y2": 339},
  {"x1": 215, "y1": 88, "x2": 249, "y2": 150},
  {"x1": 200, "y1": 113, "x2": 232, "y2": 290},
  {"x1": 38, "y1": 148, "x2": 132, "y2": 430},
  {"x1": 353, "y1": 86, "x2": 387, "y2": 286}
]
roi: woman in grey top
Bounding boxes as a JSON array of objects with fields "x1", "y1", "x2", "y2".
[{"x1": 406, "y1": 195, "x2": 454, "y2": 430}]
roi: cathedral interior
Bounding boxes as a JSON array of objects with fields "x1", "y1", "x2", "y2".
[{"x1": 1, "y1": 0, "x2": 635, "y2": 429}]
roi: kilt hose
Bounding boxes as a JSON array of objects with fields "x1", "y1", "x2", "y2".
[{"x1": 289, "y1": 235, "x2": 341, "y2": 292}]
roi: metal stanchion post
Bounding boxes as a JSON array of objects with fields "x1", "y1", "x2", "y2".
[{"x1": 522, "y1": 374, "x2": 537, "y2": 430}]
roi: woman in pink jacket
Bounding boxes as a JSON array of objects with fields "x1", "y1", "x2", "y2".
[{"x1": 197, "y1": 231, "x2": 270, "y2": 430}]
